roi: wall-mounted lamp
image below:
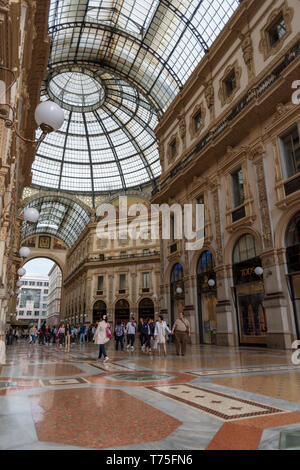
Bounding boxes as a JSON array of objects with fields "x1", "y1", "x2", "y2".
[
  {"x1": 0, "y1": 66, "x2": 64, "y2": 143},
  {"x1": 254, "y1": 266, "x2": 264, "y2": 276}
]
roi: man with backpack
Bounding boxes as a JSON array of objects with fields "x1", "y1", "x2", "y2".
[{"x1": 114, "y1": 320, "x2": 125, "y2": 352}]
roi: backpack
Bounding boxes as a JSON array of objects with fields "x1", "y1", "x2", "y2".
[{"x1": 115, "y1": 324, "x2": 124, "y2": 337}]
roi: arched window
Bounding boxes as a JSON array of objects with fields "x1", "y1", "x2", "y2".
[
  {"x1": 285, "y1": 212, "x2": 300, "y2": 248},
  {"x1": 233, "y1": 234, "x2": 258, "y2": 264},
  {"x1": 197, "y1": 251, "x2": 214, "y2": 274},
  {"x1": 170, "y1": 263, "x2": 183, "y2": 283}
]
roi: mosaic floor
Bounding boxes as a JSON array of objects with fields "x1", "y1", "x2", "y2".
[{"x1": 1, "y1": 341, "x2": 300, "y2": 450}]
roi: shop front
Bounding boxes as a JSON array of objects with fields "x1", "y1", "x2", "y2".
[
  {"x1": 232, "y1": 234, "x2": 267, "y2": 346},
  {"x1": 286, "y1": 212, "x2": 300, "y2": 340},
  {"x1": 115, "y1": 299, "x2": 130, "y2": 324},
  {"x1": 138, "y1": 298, "x2": 154, "y2": 320},
  {"x1": 196, "y1": 251, "x2": 217, "y2": 344},
  {"x1": 92, "y1": 300, "x2": 107, "y2": 323}
]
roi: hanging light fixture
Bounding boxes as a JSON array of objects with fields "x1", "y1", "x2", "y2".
[
  {"x1": 16, "y1": 281, "x2": 22, "y2": 287},
  {"x1": 0, "y1": 67, "x2": 65, "y2": 143},
  {"x1": 208, "y1": 279, "x2": 216, "y2": 287},
  {"x1": 17, "y1": 267, "x2": 26, "y2": 276},
  {"x1": 23, "y1": 207, "x2": 40, "y2": 223},
  {"x1": 19, "y1": 247, "x2": 31, "y2": 258},
  {"x1": 176, "y1": 287, "x2": 183, "y2": 294}
]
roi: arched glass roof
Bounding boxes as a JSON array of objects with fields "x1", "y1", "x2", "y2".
[
  {"x1": 21, "y1": 196, "x2": 90, "y2": 248},
  {"x1": 31, "y1": 0, "x2": 240, "y2": 200}
]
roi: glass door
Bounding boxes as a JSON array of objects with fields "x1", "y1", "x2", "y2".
[{"x1": 235, "y1": 282, "x2": 267, "y2": 345}]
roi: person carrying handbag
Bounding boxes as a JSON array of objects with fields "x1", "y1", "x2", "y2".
[
  {"x1": 171, "y1": 311, "x2": 191, "y2": 356},
  {"x1": 93, "y1": 314, "x2": 111, "y2": 362}
]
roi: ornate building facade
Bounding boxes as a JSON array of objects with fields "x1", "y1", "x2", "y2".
[
  {"x1": 0, "y1": 0, "x2": 49, "y2": 362},
  {"x1": 47, "y1": 263, "x2": 62, "y2": 327},
  {"x1": 152, "y1": 0, "x2": 300, "y2": 349},
  {"x1": 61, "y1": 195, "x2": 160, "y2": 327}
]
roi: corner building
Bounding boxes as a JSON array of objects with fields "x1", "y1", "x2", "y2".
[{"x1": 152, "y1": 0, "x2": 300, "y2": 349}]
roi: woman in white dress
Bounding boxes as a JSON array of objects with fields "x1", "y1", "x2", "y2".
[{"x1": 154, "y1": 315, "x2": 171, "y2": 356}]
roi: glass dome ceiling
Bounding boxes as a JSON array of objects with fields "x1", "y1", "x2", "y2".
[{"x1": 31, "y1": 0, "x2": 240, "y2": 202}]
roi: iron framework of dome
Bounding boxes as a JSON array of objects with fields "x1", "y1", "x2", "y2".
[
  {"x1": 21, "y1": 196, "x2": 90, "y2": 248},
  {"x1": 31, "y1": 0, "x2": 240, "y2": 203}
]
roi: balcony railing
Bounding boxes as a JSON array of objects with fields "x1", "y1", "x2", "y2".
[{"x1": 64, "y1": 250, "x2": 160, "y2": 284}]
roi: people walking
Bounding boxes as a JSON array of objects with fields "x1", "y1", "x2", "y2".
[
  {"x1": 138, "y1": 317, "x2": 146, "y2": 351},
  {"x1": 58, "y1": 324, "x2": 65, "y2": 348},
  {"x1": 29, "y1": 325, "x2": 37, "y2": 345},
  {"x1": 93, "y1": 314, "x2": 111, "y2": 362},
  {"x1": 126, "y1": 317, "x2": 137, "y2": 352},
  {"x1": 143, "y1": 318, "x2": 154, "y2": 353},
  {"x1": 154, "y1": 316, "x2": 171, "y2": 356},
  {"x1": 65, "y1": 322, "x2": 71, "y2": 351},
  {"x1": 171, "y1": 311, "x2": 191, "y2": 356},
  {"x1": 52, "y1": 326, "x2": 57, "y2": 344},
  {"x1": 79, "y1": 324, "x2": 86, "y2": 344},
  {"x1": 114, "y1": 320, "x2": 125, "y2": 352}
]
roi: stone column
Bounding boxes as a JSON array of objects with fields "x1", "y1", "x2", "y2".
[
  {"x1": 85, "y1": 277, "x2": 92, "y2": 323},
  {"x1": 253, "y1": 153, "x2": 292, "y2": 349},
  {"x1": 130, "y1": 273, "x2": 137, "y2": 317},
  {"x1": 261, "y1": 250, "x2": 293, "y2": 349},
  {"x1": 215, "y1": 266, "x2": 238, "y2": 347}
]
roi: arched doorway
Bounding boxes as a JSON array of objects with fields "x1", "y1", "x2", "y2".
[
  {"x1": 15, "y1": 257, "x2": 62, "y2": 330},
  {"x1": 286, "y1": 212, "x2": 300, "y2": 340},
  {"x1": 138, "y1": 298, "x2": 154, "y2": 321},
  {"x1": 93, "y1": 300, "x2": 107, "y2": 324},
  {"x1": 232, "y1": 234, "x2": 266, "y2": 345},
  {"x1": 170, "y1": 263, "x2": 184, "y2": 326},
  {"x1": 197, "y1": 251, "x2": 217, "y2": 344},
  {"x1": 115, "y1": 299, "x2": 130, "y2": 324}
]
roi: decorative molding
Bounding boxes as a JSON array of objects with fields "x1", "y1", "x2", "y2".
[
  {"x1": 189, "y1": 102, "x2": 206, "y2": 140},
  {"x1": 204, "y1": 80, "x2": 214, "y2": 118},
  {"x1": 259, "y1": 1, "x2": 293, "y2": 61},
  {"x1": 248, "y1": 143, "x2": 265, "y2": 161},
  {"x1": 177, "y1": 114, "x2": 186, "y2": 148},
  {"x1": 254, "y1": 157, "x2": 273, "y2": 249},
  {"x1": 240, "y1": 32, "x2": 255, "y2": 81},
  {"x1": 167, "y1": 133, "x2": 179, "y2": 164},
  {"x1": 218, "y1": 60, "x2": 242, "y2": 107},
  {"x1": 212, "y1": 189, "x2": 223, "y2": 265}
]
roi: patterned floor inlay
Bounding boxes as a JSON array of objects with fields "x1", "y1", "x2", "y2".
[
  {"x1": 29, "y1": 388, "x2": 181, "y2": 449},
  {"x1": 190, "y1": 364, "x2": 300, "y2": 376},
  {"x1": 108, "y1": 371, "x2": 174, "y2": 382},
  {"x1": 206, "y1": 412, "x2": 300, "y2": 450},
  {"x1": 89, "y1": 362, "x2": 130, "y2": 372},
  {"x1": 41, "y1": 377, "x2": 89, "y2": 387},
  {"x1": 85, "y1": 371, "x2": 194, "y2": 387},
  {"x1": 147, "y1": 384, "x2": 285, "y2": 421},
  {"x1": 212, "y1": 372, "x2": 300, "y2": 403},
  {"x1": 21, "y1": 364, "x2": 84, "y2": 377}
]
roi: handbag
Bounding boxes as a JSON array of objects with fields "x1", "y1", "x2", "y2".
[{"x1": 106, "y1": 326, "x2": 112, "y2": 339}]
